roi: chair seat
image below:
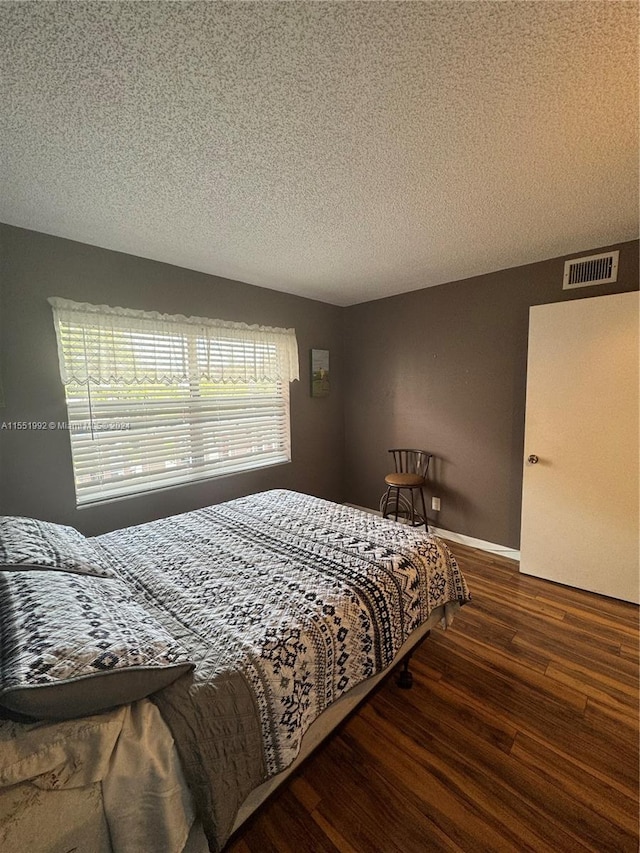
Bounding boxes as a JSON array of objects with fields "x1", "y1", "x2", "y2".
[{"x1": 384, "y1": 472, "x2": 424, "y2": 487}]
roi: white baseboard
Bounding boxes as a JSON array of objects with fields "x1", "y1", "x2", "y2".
[
  {"x1": 428, "y1": 525, "x2": 520, "y2": 562},
  {"x1": 345, "y1": 504, "x2": 520, "y2": 563}
]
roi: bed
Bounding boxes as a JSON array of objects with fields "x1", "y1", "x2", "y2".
[{"x1": 0, "y1": 489, "x2": 470, "y2": 852}]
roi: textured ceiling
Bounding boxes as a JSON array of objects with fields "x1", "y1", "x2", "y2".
[{"x1": 1, "y1": 1, "x2": 638, "y2": 306}]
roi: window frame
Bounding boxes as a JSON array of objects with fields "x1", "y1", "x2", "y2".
[{"x1": 49, "y1": 298, "x2": 299, "y2": 506}]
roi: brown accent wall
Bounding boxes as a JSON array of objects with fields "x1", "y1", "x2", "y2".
[
  {"x1": 2, "y1": 226, "x2": 637, "y2": 548},
  {"x1": 0, "y1": 225, "x2": 344, "y2": 534},
  {"x1": 343, "y1": 240, "x2": 639, "y2": 549}
]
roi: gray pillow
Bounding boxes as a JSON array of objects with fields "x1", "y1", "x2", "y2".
[
  {"x1": 0, "y1": 516, "x2": 113, "y2": 578},
  {"x1": 0, "y1": 570, "x2": 194, "y2": 720}
]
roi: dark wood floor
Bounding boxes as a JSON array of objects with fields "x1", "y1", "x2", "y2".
[{"x1": 227, "y1": 542, "x2": 639, "y2": 853}]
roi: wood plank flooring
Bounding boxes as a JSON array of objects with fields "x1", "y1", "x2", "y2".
[{"x1": 226, "y1": 542, "x2": 639, "y2": 852}]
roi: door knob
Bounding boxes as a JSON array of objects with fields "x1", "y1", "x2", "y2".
[{"x1": 527, "y1": 454, "x2": 539, "y2": 464}]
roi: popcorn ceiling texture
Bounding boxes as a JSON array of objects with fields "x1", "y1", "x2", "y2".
[{"x1": 1, "y1": 1, "x2": 638, "y2": 306}]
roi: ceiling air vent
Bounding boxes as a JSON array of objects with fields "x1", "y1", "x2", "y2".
[{"x1": 563, "y1": 250, "x2": 619, "y2": 290}]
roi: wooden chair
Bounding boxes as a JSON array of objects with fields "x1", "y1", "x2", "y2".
[{"x1": 382, "y1": 449, "x2": 432, "y2": 532}]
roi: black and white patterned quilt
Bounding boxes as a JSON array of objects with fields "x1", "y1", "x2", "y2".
[{"x1": 92, "y1": 489, "x2": 470, "y2": 850}]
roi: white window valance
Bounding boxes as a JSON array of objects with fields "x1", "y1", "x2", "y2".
[{"x1": 48, "y1": 298, "x2": 299, "y2": 386}]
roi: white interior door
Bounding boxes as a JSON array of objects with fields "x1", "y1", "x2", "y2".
[{"x1": 520, "y1": 291, "x2": 639, "y2": 604}]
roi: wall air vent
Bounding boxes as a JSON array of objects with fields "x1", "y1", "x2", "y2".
[{"x1": 563, "y1": 250, "x2": 619, "y2": 290}]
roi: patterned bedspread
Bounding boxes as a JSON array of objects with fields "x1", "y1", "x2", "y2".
[{"x1": 92, "y1": 490, "x2": 470, "y2": 850}]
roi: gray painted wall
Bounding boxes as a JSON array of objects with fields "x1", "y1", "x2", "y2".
[
  {"x1": 343, "y1": 240, "x2": 639, "y2": 549},
  {"x1": 0, "y1": 225, "x2": 344, "y2": 534},
  {"x1": 1, "y1": 225, "x2": 637, "y2": 548}
]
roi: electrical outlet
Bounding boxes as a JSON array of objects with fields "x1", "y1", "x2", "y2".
[{"x1": 431, "y1": 497, "x2": 441, "y2": 512}]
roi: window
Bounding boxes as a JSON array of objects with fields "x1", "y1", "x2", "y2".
[{"x1": 49, "y1": 298, "x2": 299, "y2": 506}]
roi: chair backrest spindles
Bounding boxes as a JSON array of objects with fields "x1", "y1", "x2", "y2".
[{"x1": 388, "y1": 448, "x2": 431, "y2": 479}]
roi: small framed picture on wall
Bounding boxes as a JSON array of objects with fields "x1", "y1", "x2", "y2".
[{"x1": 311, "y1": 349, "x2": 330, "y2": 397}]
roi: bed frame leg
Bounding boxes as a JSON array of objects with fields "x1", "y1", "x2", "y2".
[
  {"x1": 397, "y1": 655, "x2": 413, "y2": 689},
  {"x1": 396, "y1": 630, "x2": 430, "y2": 689}
]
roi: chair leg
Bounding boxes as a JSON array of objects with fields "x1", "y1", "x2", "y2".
[
  {"x1": 394, "y1": 487, "x2": 400, "y2": 522},
  {"x1": 419, "y1": 487, "x2": 428, "y2": 533},
  {"x1": 382, "y1": 486, "x2": 392, "y2": 519},
  {"x1": 410, "y1": 488, "x2": 416, "y2": 526}
]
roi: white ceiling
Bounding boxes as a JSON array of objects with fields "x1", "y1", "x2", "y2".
[{"x1": 1, "y1": 1, "x2": 638, "y2": 306}]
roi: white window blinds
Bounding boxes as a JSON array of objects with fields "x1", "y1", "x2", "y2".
[{"x1": 49, "y1": 298, "x2": 299, "y2": 506}]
